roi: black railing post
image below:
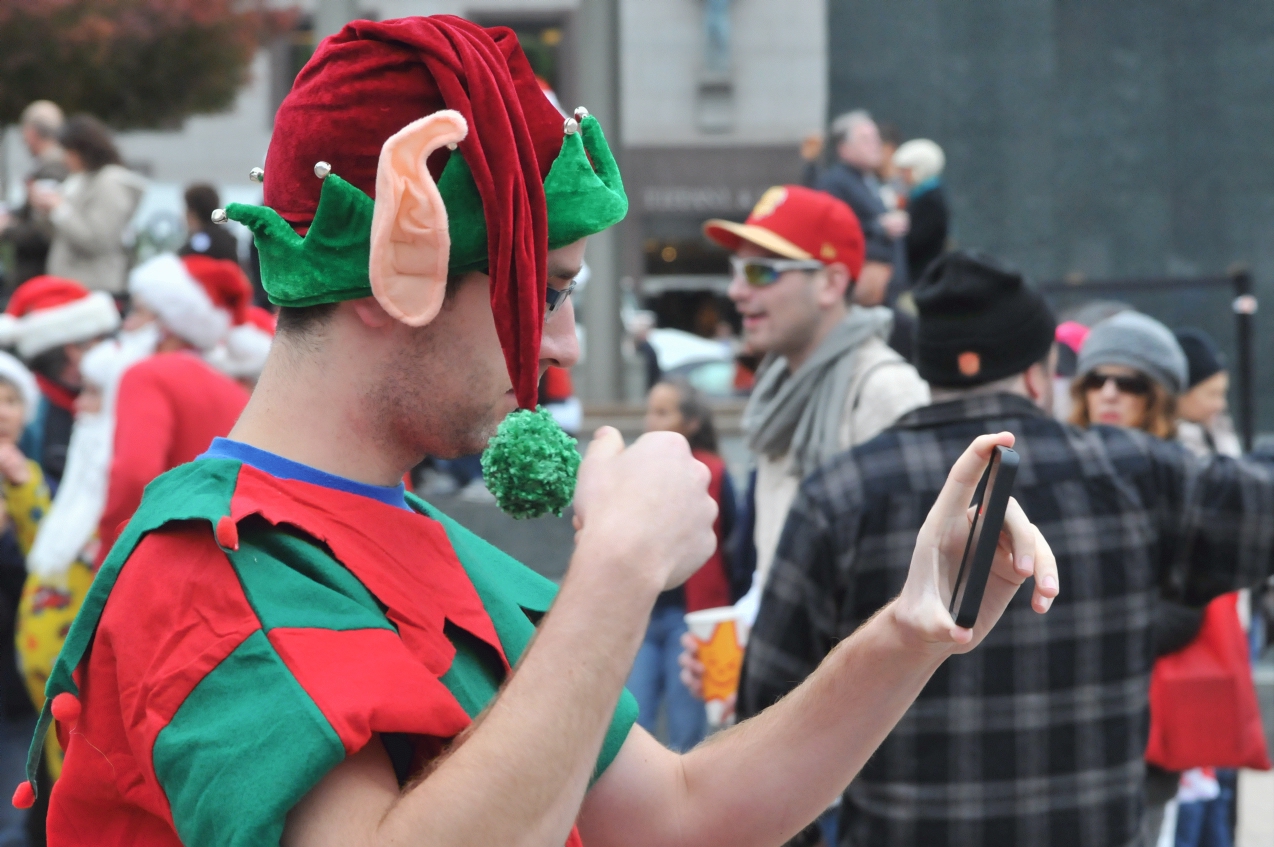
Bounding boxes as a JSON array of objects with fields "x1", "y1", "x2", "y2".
[{"x1": 1230, "y1": 266, "x2": 1257, "y2": 452}]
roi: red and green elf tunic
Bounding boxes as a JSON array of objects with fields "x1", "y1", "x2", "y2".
[{"x1": 19, "y1": 440, "x2": 636, "y2": 844}]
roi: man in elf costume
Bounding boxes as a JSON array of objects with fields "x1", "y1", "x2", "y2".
[{"x1": 16, "y1": 16, "x2": 1059, "y2": 846}]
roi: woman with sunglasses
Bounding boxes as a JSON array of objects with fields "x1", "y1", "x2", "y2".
[
  {"x1": 1070, "y1": 311, "x2": 1187, "y2": 439},
  {"x1": 1071, "y1": 311, "x2": 1208, "y2": 842}
]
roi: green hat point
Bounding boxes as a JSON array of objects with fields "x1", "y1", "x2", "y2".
[{"x1": 480, "y1": 407, "x2": 580, "y2": 519}]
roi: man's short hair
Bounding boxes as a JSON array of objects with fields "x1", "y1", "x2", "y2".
[
  {"x1": 184, "y1": 184, "x2": 222, "y2": 226},
  {"x1": 21, "y1": 101, "x2": 64, "y2": 140},
  {"x1": 830, "y1": 109, "x2": 874, "y2": 146}
]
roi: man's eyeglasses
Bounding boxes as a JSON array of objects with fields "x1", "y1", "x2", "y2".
[
  {"x1": 545, "y1": 279, "x2": 578, "y2": 320},
  {"x1": 730, "y1": 256, "x2": 824, "y2": 287},
  {"x1": 1080, "y1": 371, "x2": 1153, "y2": 396}
]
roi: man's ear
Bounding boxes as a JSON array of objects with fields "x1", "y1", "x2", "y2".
[
  {"x1": 369, "y1": 110, "x2": 468, "y2": 327},
  {"x1": 819, "y1": 262, "x2": 851, "y2": 306}
]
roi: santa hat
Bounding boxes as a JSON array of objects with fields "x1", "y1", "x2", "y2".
[
  {"x1": 0, "y1": 276, "x2": 120, "y2": 361},
  {"x1": 0, "y1": 352, "x2": 40, "y2": 424},
  {"x1": 207, "y1": 306, "x2": 275, "y2": 379},
  {"x1": 228, "y1": 16, "x2": 627, "y2": 410},
  {"x1": 128, "y1": 254, "x2": 252, "y2": 351}
]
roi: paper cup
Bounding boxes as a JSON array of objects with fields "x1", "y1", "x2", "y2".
[{"x1": 685, "y1": 606, "x2": 750, "y2": 727}]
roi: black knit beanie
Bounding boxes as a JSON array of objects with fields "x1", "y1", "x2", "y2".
[
  {"x1": 1174, "y1": 327, "x2": 1225, "y2": 388},
  {"x1": 913, "y1": 250, "x2": 1057, "y2": 387}
]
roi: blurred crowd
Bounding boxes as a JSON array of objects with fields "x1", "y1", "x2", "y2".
[{"x1": 0, "y1": 93, "x2": 1269, "y2": 847}]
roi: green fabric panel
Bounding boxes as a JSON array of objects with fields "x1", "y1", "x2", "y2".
[
  {"x1": 228, "y1": 521, "x2": 395, "y2": 633},
  {"x1": 409, "y1": 494, "x2": 638, "y2": 779},
  {"x1": 226, "y1": 174, "x2": 374, "y2": 308},
  {"x1": 439, "y1": 628, "x2": 502, "y2": 718},
  {"x1": 153, "y1": 630, "x2": 346, "y2": 847}
]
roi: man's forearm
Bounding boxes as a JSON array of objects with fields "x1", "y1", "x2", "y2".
[
  {"x1": 677, "y1": 602, "x2": 946, "y2": 847},
  {"x1": 375, "y1": 540, "x2": 658, "y2": 847}
]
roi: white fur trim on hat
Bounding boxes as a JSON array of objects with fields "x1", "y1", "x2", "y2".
[
  {"x1": 11, "y1": 291, "x2": 120, "y2": 360},
  {"x1": 129, "y1": 254, "x2": 230, "y2": 351},
  {"x1": 205, "y1": 323, "x2": 272, "y2": 379},
  {"x1": 0, "y1": 351, "x2": 40, "y2": 424}
]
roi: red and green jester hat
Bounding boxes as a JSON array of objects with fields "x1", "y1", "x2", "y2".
[
  {"x1": 246, "y1": 13, "x2": 625, "y2": 519},
  {"x1": 13, "y1": 15, "x2": 636, "y2": 847}
]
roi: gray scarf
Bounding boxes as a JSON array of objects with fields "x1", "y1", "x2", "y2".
[{"x1": 743, "y1": 307, "x2": 894, "y2": 477}]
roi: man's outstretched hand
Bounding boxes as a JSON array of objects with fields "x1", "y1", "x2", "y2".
[{"x1": 890, "y1": 431, "x2": 1058, "y2": 655}]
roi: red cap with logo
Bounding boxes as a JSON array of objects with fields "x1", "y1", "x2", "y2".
[{"x1": 703, "y1": 185, "x2": 865, "y2": 278}]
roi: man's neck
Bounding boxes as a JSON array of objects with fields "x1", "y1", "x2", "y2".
[
  {"x1": 782, "y1": 303, "x2": 849, "y2": 372},
  {"x1": 228, "y1": 345, "x2": 413, "y2": 488},
  {"x1": 930, "y1": 378, "x2": 1034, "y2": 406}
]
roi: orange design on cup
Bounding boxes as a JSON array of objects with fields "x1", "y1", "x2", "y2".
[{"x1": 685, "y1": 606, "x2": 750, "y2": 726}]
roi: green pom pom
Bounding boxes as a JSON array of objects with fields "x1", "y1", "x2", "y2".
[{"x1": 481, "y1": 407, "x2": 581, "y2": 519}]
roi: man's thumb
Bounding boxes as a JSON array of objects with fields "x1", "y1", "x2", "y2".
[{"x1": 584, "y1": 426, "x2": 625, "y2": 463}]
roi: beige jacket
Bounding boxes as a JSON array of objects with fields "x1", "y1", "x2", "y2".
[
  {"x1": 47, "y1": 165, "x2": 146, "y2": 294},
  {"x1": 752, "y1": 336, "x2": 929, "y2": 591}
]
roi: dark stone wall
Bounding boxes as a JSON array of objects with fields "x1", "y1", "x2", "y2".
[{"x1": 828, "y1": 0, "x2": 1274, "y2": 429}]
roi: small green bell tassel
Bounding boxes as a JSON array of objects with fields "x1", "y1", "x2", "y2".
[{"x1": 481, "y1": 407, "x2": 581, "y2": 519}]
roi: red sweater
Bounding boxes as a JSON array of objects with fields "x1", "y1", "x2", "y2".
[{"x1": 97, "y1": 352, "x2": 249, "y2": 562}]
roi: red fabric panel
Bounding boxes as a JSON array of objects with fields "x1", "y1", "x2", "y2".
[
  {"x1": 269, "y1": 627, "x2": 471, "y2": 755},
  {"x1": 231, "y1": 466, "x2": 509, "y2": 677},
  {"x1": 48, "y1": 525, "x2": 260, "y2": 845},
  {"x1": 97, "y1": 353, "x2": 249, "y2": 562},
  {"x1": 264, "y1": 16, "x2": 563, "y2": 408},
  {"x1": 682, "y1": 450, "x2": 732, "y2": 612}
]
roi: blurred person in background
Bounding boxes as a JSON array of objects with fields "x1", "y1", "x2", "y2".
[
  {"x1": 0, "y1": 354, "x2": 48, "y2": 721},
  {"x1": 206, "y1": 305, "x2": 276, "y2": 391},
  {"x1": 0, "y1": 276, "x2": 120, "y2": 488},
  {"x1": 803, "y1": 111, "x2": 909, "y2": 307},
  {"x1": 179, "y1": 183, "x2": 242, "y2": 264},
  {"x1": 703, "y1": 184, "x2": 928, "y2": 618},
  {"x1": 1173, "y1": 328, "x2": 1239, "y2": 459},
  {"x1": 16, "y1": 330, "x2": 151, "y2": 841},
  {"x1": 1070, "y1": 312, "x2": 1209, "y2": 842},
  {"x1": 892, "y1": 139, "x2": 949, "y2": 284},
  {"x1": 629, "y1": 379, "x2": 735, "y2": 752},
  {"x1": 96, "y1": 253, "x2": 251, "y2": 559},
  {"x1": 874, "y1": 122, "x2": 904, "y2": 210},
  {"x1": 1070, "y1": 310, "x2": 1184, "y2": 439},
  {"x1": 732, "y1": 251, "x2": 1274, "y2": 847},
  {"x1": 1052, "y1": 320, "x2": 1090, "y2": 422},
  {"x1": 0, "y1": 101, "x2": 69, "y2": 286},
  {"x1": 33, "y1": 115, "x2": 146, "y2": 295}
]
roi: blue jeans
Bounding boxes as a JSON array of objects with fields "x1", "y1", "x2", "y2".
[
  {"x1": 627, "y1": 604, "x2": 707, "y2": 752},
  {"x1": 1175, "y1": 770, "x2": 1235, "y2": 847}
]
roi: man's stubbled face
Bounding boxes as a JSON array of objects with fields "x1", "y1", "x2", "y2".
[{"x1": 368, "y1": 240, "x2": 585, "y2": 460}]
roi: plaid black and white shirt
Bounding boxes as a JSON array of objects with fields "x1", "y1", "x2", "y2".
[{"x1": 738, "y1": 393, "x2": 1274, "y2": 847}]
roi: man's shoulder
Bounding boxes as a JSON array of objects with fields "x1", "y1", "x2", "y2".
[{"x1": 125, "y1": 352, "x2": 247, "y2": 396}]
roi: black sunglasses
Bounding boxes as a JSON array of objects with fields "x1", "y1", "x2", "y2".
[{"x1": 1080, "y1": 371, "x2": 1153, "y2": 396}]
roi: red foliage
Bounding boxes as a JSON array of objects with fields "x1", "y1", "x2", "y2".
[{"x1": 0, "y1": 0, "x2": 296, "y2": 129}]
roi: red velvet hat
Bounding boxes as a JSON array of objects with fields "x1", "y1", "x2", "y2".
[{"x1": 264, "y1": 16, "x2": 565, "y2": 408}]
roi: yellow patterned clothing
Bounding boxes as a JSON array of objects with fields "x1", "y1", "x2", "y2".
[
  {"x1": 4, "y1": 459, "x2": 49, "y2": 555},
  {"x1": 17, "y1": 559, "x2": 95, "y2": 779}
]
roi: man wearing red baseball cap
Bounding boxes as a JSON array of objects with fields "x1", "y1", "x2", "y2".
[{"x1": 704, "y1": 185, "x2": 929, "y2": 610}]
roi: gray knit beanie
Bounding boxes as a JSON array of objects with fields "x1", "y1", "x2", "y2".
[{"x1": 1077, "y1": 311, "x2": 1188, "y2": 394}]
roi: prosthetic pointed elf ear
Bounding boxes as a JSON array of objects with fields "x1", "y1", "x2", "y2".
[{"x1": 370, "y1": 110, "x2": 468, "y2": 327}]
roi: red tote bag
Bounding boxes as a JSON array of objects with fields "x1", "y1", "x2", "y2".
[{"x1": 1146, "y1": 592, "x2": 1271, "y2": 772}]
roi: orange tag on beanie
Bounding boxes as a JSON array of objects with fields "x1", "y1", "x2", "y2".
[{"x1": 958, "y1": 351, "x2": 981, "y2": 377}]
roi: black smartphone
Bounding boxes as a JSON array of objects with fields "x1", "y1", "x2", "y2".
[{"x1": 948, "y1": 445, "x2": 1020, "y2": 629}]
